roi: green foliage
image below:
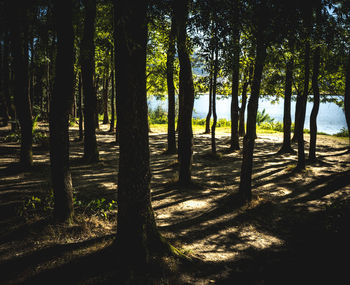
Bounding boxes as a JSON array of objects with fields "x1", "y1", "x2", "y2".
[
  {"x1": 148, "y1": 106, "x2": 168, "y2": 124},
  {"x1": 335, "y1": 127, "x2": 349, "y2": 137},
  {"x1": 17, "y1": 189, "x2": 117, "y2": 220},
  {"x1": 259, "y1": 121, "x2": 284, "y2": 132},
  {"x1": 256, "y1": 109, "x2": 274, "y2": 125}
]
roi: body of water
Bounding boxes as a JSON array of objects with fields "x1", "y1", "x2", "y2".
[{"x1": 148, "y1": 94, "x2": 347, "y2": 135}]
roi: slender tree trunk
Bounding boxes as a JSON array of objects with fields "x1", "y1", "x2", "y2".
[
  {"x1": 9, "y1": 1, "x2": 33, "y2": 168},
  {"x1": 211, "y1": 46, "x2": 218, "y2": 154},
  {"x1": 0, "y1": 34, "x2": 9, "y2": 125},
  {"x1": 205, "y1": 51, "x2": 214, "y2": 134},
  {"x1": 279, "y1": 38, "x2": 295, "y2": 154},
  {"x1": 78, "y1": 72, "x2": 83, "y2": 140},
  {"x1": 81, "y1": 0, "x2": 98, "y2": 163},
  {"x1": 238, "y1": 38, "x2": 266, "y2": 203},
  {"x1": 109, "y1": 63, "x2": 115, "y2": 132},
  {"x1": 50, "y1": 0, "x2": 75, "y2": 224},
  {"x1": 114, "y1": 0, "x2": 172, "y2": 266},
  {"x1": 309, "y1": 45, "x2": 320, "y2": 161},
  {"x1": 3, "y1": 31, "x2": 13, "y2": 124},
  {"x1": 296, "y1": 5, "x2": 312, "y2": 170},
  {"x1": 238, "y1": 66, "x2": 251, "y2": 137},
  {"x1": 103, "y1": 68, "x2": 109, "y2": 124},
  {"x1": 345, "y1": 52, "x2": 350, "y2": 148},
  {"x1": 309, "y1": 3, "x2": 321, "y2": 161},
  {"x1": 166, "y1": 14, "x2": 177, "y2": 153},
  {"x1": 230, "y1": 0, "x2": 240, "y2": 150},
  {"x1": 175, "y1": 0, "x2": 195, "y2": 186}
]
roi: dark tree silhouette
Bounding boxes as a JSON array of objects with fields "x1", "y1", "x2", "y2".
[
  {"x1": 49, "y1": 0, "x2": 75, "y2": 223},
  {"x1": 114, "y1": 0, "x2": 174, "y2": 266},
  {"x1": 175, "y1": 0, "x2": 195, "y2": 186},
  {"x1": 81, "y1": 0, "x2": 99, "y2": 163},
  {"x1": 8, "y1": 1, "x2": 33, "y2": 168}
]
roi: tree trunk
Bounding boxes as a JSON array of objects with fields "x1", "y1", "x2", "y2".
[
  {"x1": 81, "y1": 0, "x2": 98, "y2": 163},
  {"x1": 166, "y1": 14, "x2": 177, "y2": 153},
  {"x1": 230, "y1": 0, "x2": 240, "y2": 150},
  {"x1": 109, "y1": 61, "x2": 115, "y2": 132},
  {"x1": 309, "y1": 3, "x2": 321, "y2": 161},
  {"x1": 114, "y1": 0, "x2": 171, "y2": 266},
  {"x1": 345, "y1": 52, "x2": 350, "y2": 148},
  {"x1": 309, "y1": 46, "x2": 320, "y2": 161},
  {"x1": 9, "y1": 1, "x2": 33, "y2": 168},
  {"x1": 211, "y1": 46, "x2": 218, "y2": 154},
  {"x1": 239, "y1": 64, "x2": 253, "y2": 137},
  {"x1": 50, "y1": 0, "x2": 75, "y2": 224},
  {"x1": 175, "y1": 0, "x2": 195, "y2": 186},
  {"x1": 0, "y1": 34, "x2": 9, "y2": 125},
  {"x1": 102, "y1": 69, "x2": 109, "y2": 124},
  {"x1": 279, "y1": 38, "x2": 295, "y2": 154},
  {"x1": 205, "y1": 51, "x2": 214, "y2": 134},
  {"x1": 296, "y1": 5, "x2": 312, "y2": 170},
  {"x1": 78, "y1": 72, "x2": 83, "y2": 140},
  {"x1": 238, "y1": 38, "x2": 266, "y2": 203},
  {"x1": 3, "y1": 31, "x2": 14, "y2": 125}
]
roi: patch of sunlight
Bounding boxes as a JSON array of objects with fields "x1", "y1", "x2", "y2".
[
  {"x1": 181, "y1": 199, "x2": 209, "y2": 209},
  {"x1": 185, "y1": 225, "x2": 283, "y2": 262}
]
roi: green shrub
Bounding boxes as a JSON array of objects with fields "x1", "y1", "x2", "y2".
[
  {"x1": 149, "y1": 106, "x2": 168, "y2": 124},
  {"x1": 335, "y1": 127, "x2": 349, "y2": 137},
  {"x1": 256, "y1": 109, "x2": 274, "y2": 125}
]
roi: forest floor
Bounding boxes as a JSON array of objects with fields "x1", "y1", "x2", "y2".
[{"x1": 0, "y1": 123, "x2": 350, "y2": 284}]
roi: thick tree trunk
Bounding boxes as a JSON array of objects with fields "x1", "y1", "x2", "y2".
[
  {"x1": 211, "y1": 46, "x2": 218, "y2": 154},
  {"x1": 9, "y1": 1, "x2": 33, "y2": 168},
  {"x1": 230, "y1": 1, "x2": 240, "y2": 150},
  {"x1": 296, "y1": 6, "x2": 312, "y2": 170},
  {"x1": 166, "y1": 14, "x2": 177, "y2": 153},
  {"x1": 50, "y1": 0, "x2": 75, "y2": 224},
  {"x1": 279, "y1": 38, "x2": 295, "y2": 154},
  {"x1": 81, "y1": 0, "x2": 98, "y2": 163},
  {"x1": 3, "y1": 31, "x2": 14, "y2": 124},
  {"x1": 0, "y1": 35, "x2": 9, "y2": 125},
  {"x1": 238, "y1": 39, "x2": 266, "y2": 203},
  {"x1": 114, "y1": 0, "x2": 171, "y2": 266},
  {"x1": 175, "y1": 0, "x2": 195, "y2": 186}
]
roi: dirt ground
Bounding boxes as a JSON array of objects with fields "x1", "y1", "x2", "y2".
[{"x1": 0, "y1": 123, "x2": 350, "y2": 284}]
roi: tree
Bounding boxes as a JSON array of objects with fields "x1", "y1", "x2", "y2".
[
  {"x1": 309, "y1": 1, "x2": 322, "y2": 161},
  {"x1": 50, "y1": 0, "x2": 75, "y2": 223},
  {"x1": 8, "y1": 0, "x2": 33, "y2": 168},
  {"x1": 113, "y1": 0, "x2": 174, "y2": 266},
  {"x1": 175, "y1": 0, "x2": 195, "y2": 186},
  {"x1": 229, "y1": 0, "x2": 240, "y2": 150},
  {"x1": 81, "y1": 0, "x2": 99, "y2": 163},
  {"x1": 296, "y1": 3, "x2": 313, "y2": 170},
  {"x1": 166, "y1": 12, "x2": 177, "y2": 154}
]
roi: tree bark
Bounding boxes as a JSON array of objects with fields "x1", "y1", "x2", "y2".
[
  {"x1": 279, "y1": 38, "x2": 295, "y2": 154},
  {"x1": 175, "y1": 0, "x2": 195, "y2": 186},
  {"x1": 50, "y1": 0, "x2": 75, "y2": 223},
  {"x1": 109, "y1": 60, "x2": 115, "y2": 132},
  {"x1": 9, "y1": 1, "x2": 33, "y2": 168},
  {"x1": 205, "y1": 50, "x2": 214, "y2": 134},
  {"x1": 211, "y1": 45, "x2": 218, "y2": 154},
  {"x1": 345, "y1": 52, "x2": 350, "y2": 148},
  {"x1": 114, "y1": 0, "x2": 171, "y2": 266},
  {"x1": 296, "y1": 5, "x2": 312, "y2": 170},
  {"x1": 102, "y1": 68, "x2": 109, "y2": 124},
  {"x1": 238, "y1": 38, "x2": 266, "y2": 203},
  {"x1": 239, "y1": 64, "x2": 253, "y2": 137},
  {"x1": 230, "y1": 0, "x2": 240, "y2": 150},
  {"x1": 166, "y1": 14, "x2": 177, "y2": 153},
  {"x1": 78, "y1": 72, "x2": 83, "y2": 140},
  {"x1": 81, "y1": 0, "x2": 98, "y2": 163}
]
